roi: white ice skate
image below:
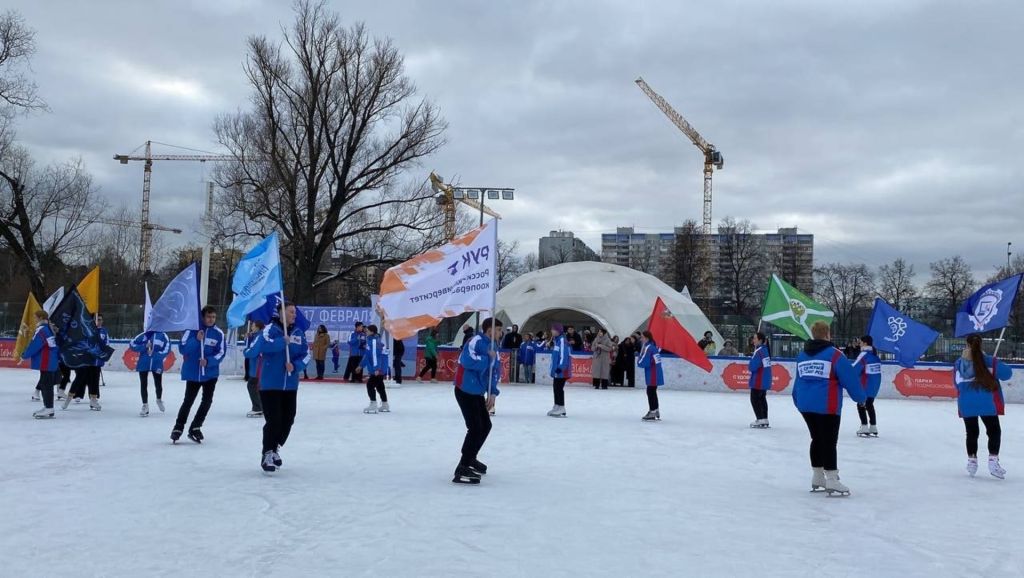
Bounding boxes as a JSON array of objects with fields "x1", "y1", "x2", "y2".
[
  {"x1": 261, "y1": 451, "x2": 277, "y2": 473},
  {"x1": 246, "y1": 410, "x2": 263, "y2": 418},
  {"x1": 642, "y1": 410, "x2": 659, "y2": 421},
  {"x1": 989, "y1": 457, "x2": 1006, "y2": 480},
  {"x1": 857, "y1": 424, "x2": 871, "y2": 437},
  {"x1": 31, "y1": 391, "x2": 40, "y2": 402},
  {"x1": 89, "y1": 397, "x2": 102, "y2": 411},
  {"x1": 56, "y1": 390, "x2": 67, "y2": 402},
  {"x1": 824, "y1": 470, "x2": 850, "y2": 497},
  {"x1": 810, "y1": 467, "x2": 826, "y2": 492},
  {"x1": 379, "y1": 402, "x2": 390, "y2": 413},
  {"x1": 966, "y1": 457, "x2": 978, "y2": 477},
  {"x1": 33, "y1": 407, "x2": 55, "y2": 419},
  {"x1": 546, "y1": 405, "x2": 567, "y2": 418},
  {"x1": 61, "y1": 395, "x2": 73, "y2": 410},
  {"x1": 364, "y1": 401, "x2": 378, "y2": 414},
  {"x1": 139, "y1": 404, "x2": 149, "y2": 417},
  {"x1": 868, "y1": 425, "x2": 878, "y2": 437},
  {"x1": 156, "y1": 399, "x2": 165, "y2": 412},
  {"x1": 750, "y1": 419, "x2": 770, "y2": 429}
]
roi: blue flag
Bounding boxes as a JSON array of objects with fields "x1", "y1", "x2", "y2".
[
  {"x1": 867, "y1": 298, "x2": 939, "y2": 368},
  {"x1": 147, "y1": 263, "x2": 201, "y2": 333},
  {"x1": 954, "y1": 274, "x2": 1023, "y2": 337},
  {"x1": 227, "y1": 233, "x2": 284, "y2": 328},
  {"x1": 51, "y1": 287, "x2": 115, "y2": 368},
  {"x1": 247, "y1": 293, "x2": 310, "y2": 332}
]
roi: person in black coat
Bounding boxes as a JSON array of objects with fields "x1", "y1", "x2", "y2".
[
  {"x1": 391, "y1": 337, "x2": 405, "y2": 384},
  {"x1": 616, "y1": 336, "x2": 637, "y2": 387}
]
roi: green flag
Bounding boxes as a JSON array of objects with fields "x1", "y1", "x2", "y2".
[{"x1": 760, "y1": 274, "x2": 834, "y2": 340}]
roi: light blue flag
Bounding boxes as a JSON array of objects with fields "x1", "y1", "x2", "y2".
[
  {"x1": 954, "y1": 274, "x2": 1022, "y2": 337},
  {"x1": 147, "y1": 263, "x2": 201, "y2": 333},
  {"x1": 227, "y1": 232, "x2": 284, "y2": 328},
  {"x1": 867, "y1": 298, "x2": 939, "y2": 368}
]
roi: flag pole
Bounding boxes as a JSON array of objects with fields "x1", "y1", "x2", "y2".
[
  {"x1": 487, "y1": 218, "x2": 498, "y2": 398},
  {"x1": 279, "y1": 290, "x2": 291, "y2": 372},
  {"x1": 993, "y1": 327, "x2": 1007, "y2": 357}
]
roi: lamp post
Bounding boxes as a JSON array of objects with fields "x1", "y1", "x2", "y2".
[{"x1": 1009, "y1": 242, "x2": 1013, "y2": 270}]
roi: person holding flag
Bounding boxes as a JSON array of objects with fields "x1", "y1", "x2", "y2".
[
  {"x1": 955, "y1": 334, "x2": 1013, "y2": 479},
  {"x1": 547, "y1": 323, "x2": 572, "y2": 418},
  {"x1": 360, "y1": 324, "x2": 390, "y2": 414},
  {"x1": 344, "y1": 322, "x2": 367, "y2": 383},
  {"x1": 22, "y1": 310, "x2": 61, "y2": 419},
  {"x1": 13, "y1": 292, "x2": 43, "y2": 401},
  {"x1": 637, "y1": 331, "x2": 665, "y2": 421},
  {"x1": 453, "y1": 317, "x2": 502, "y2": 484},
  {"x1": 129, "y1": 329, "x2": 171, "y2": 417},
  {"x1": 172, "y1": 306, "x2": 226, "y2": 444},
  {"x1": 853, "y1": 336, "x2": 883, "y2": 438},
  {"x1": 748, "y1": 332, "x2": 773, "y2": 429}
]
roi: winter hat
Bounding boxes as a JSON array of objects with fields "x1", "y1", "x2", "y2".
[{"x1": 551, "y1": 323, "x2": 564, "y2": 333}]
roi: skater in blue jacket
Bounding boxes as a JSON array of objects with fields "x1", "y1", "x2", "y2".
[
  {"x1": 360, "y1": 325, "x2": 389, "y2": 413},
  {"x1": 852, "y1": 336, "x2": 883, "y2": 437},
  {"x1": 792, "y1": 321, "x2": 865, "y2": 496},
  {"x1": 955, "y1": 334, "x2": 1013, "y2": 479},
  {"x1": 547, "y1": 324, "x2": 572, "y2": 417},
  {"x1": 172, "y1": 306, "x2": 226, "y2": 444},
  {"x1": 130, "y1": 330, "x2": 171, "y2": 417},
  {"x1": 518, "y1": 333, "x2": 538, "y2": 384},
  {"x1": 748, "y1": 332, "x2": 773, "y2": 428},
  {"x1": 637, "y1": 331, "x2": 664, "y2": 421},
  {"x1": 452, "y1": 317, "x2": 502, "y2": 484},
  {"x1": 23, "y1": 310, "x2": 61, "y2": 419}
]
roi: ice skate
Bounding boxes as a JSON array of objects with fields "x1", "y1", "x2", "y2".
[
  {"x1": 170, "y1": 428, "x2": 183, "y2": 443},
  {"x1": 31, "y1": 391, "x2": 40, "y2": 402},
  {"x1": 187, "y1": 428, "x2": 204, "y2": 444},
  {"x1": 364, "y1": 401, "x2": 378, "y2": 414},
  {"x1": 989, "y1": 457, "x2": 1006, "y2": 480},
  {"x1": 56, "y1": 390, "x2": 66, "y2": 402},
  {"x1": 750, "y1": 419, "x2": 770, "y2": 429},
  {"x1": 379, "y1": 402, "x2": 390, "y2": 413},
  {"x1": 246, "y1": 410, "x2": 263, "y2": 418},
  {"x1": 430, "y1": 379, "x2": 437, "y2": 383},
  {"x1": 547, "y1": 405, "x2": 567, "y2": 418},
  {"x1": 272, "y1": 447, "x2": 283, "y2": 467},
  {"x1": 33, "y1": 407, "x2": 55, "y2": 419},
  {"x1": 468, "y1": 459, "x2": 488, "y2": 476},
  {"x1": 156, "y1": 399, "x2": 165, "y2": 412},
  {"x1": 452, "y1": 465, "x2": 481, "y2": 484},
  {"x1": 261, "y1": 451, "x2": 277, "y2": 473},
  {"x1": 868, "y1": 425, "x2": 878, "y2": 437},
  {"x1": 824, "y1": 470, "x2": 850, "y2": 497},
  {"x1": 642, "y1": 410, "x2": 658, "y2": 421},
  {"x1": 810, "y1": 467, "x2": 826, "y2": 492},
  {"x1": 139, "y1": 404, "x2": 149, "y2": 417},
  {"x1": 857, "y1": 424, "x2": 870, "y2": 437},
  {"x1": 89, "y1": 396, "x2": 102, "y2": 411},
  {"x1": 966, "y1": 457, "x2": 978, "y2": 477},
  {"x1": 61, "y1": 395, "x2": 73, "y2": 410}
]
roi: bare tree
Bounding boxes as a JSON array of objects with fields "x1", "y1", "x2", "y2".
[
  {"x1": 496, "y1": 239, "x2": 524, "y2": 289},
  {"x1": 213, "y1": 0, "x2": 446, "y2": 302},
  {"x1": 666, "y1": 219, "x2": 712, "y2": 301},
  {"x1": 717, "y1": 217, "x2": 765, "y2": 315},
  {"x1": 814, "y1": 262, "x2": 875, "y2": 337},
  {"x1": 522, "y1": 252, "x2": 539, "y2": 273},
  {"x1": 877, "y1": 258, "x2": 918, "y2": 310},
  {"x1": 925, "y1": 256, "x2": 976, "y2": 320},
  {"x1": 0, "y1": 10, "x2": 46, "y2": 112}
]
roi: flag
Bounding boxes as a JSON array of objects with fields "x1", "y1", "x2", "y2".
[
  {"x1": 867, "y1": 298, "x2": 939, "y2": 368},
  {"x1": 760, "y1": 274, "x2": 834, "y2": 340},
  {"x1": 648, "y1": 297, "x2": 713, "y2": 372},
  {"x1": 143, "y1": 282, "x2": 153, "y2": 331},
  {"x1": 42, "y1": 287, "x2": 64, "y2": 315},
  {"x1": 378, "y1": 219, "x2": 498, "y2": 340},
  {"x1": 51, "y1": 287, "x2": 114, "y2": 368},
  {"x1": 247, "y1": 293, "x2": 310, "y2": 332},
  {"x1": 13, "y1": 292, "x2": 42, "y2": 359},
  {"x1": 954, "y1": 274, "x2": 1023, "y2": 337},
  {"x1": 147, "y1": 263, "x2": 201, "y2": 333},
  {"x1": 227, "y1": 233, "x2": 284, "y2": 328},
  {"x1": 77, "y1": 266, "x2": 100, "y2": 315}
]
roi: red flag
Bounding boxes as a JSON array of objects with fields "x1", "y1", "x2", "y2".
[{"x1": 647, "y1": 297, "x2": 713, "y2": 373}]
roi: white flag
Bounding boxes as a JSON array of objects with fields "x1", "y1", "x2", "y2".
[
  {"x1": 143, "y1": 282, "x2": 154, "y2": 332},
  {"x1": 42, "y1": 287, "x2": 64, "y2": 315},
  {"x1": 378, "y1": 219, "x2": 498, "y2": 339}
]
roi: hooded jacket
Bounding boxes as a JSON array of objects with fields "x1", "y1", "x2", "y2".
[{"x1": 792, "y1": 339, "x2": 865, "y2": 415}]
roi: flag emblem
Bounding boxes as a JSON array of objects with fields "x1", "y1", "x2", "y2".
[
  {"x1": 886, "y1": 316, "x2": 907, "y2": 342},
  {"x1": 788, "y1": 299, "x2": 806, "y2": 318},
  {"x1": 969, "y1": 288, "x2": 1002, "y2": 331}
]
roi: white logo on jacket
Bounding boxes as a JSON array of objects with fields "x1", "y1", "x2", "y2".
[
  {"x1": 797, "y1": 360, "x2": 831, "y2": 379},
  {"x1": 866, "y1": 363, "x2": 882, "y2": 375}
]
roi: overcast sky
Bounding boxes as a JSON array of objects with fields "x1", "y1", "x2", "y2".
[{"x1": 7, "y1": 0, "x2": 1023, "y2": 283}]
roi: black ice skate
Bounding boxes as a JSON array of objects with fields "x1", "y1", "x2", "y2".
[
  {"x1": 452, "y1": 465, "x2": 481, "y2": 484},
  {"x1": 171, "y1": 428, "x2": 183, "y2": 443},
  {"x1": 187, "y1": 428, "x2": 204, "y2": 444},
  {"x1": 468, "y1": 459, "x2": 487, "y2": 475}
]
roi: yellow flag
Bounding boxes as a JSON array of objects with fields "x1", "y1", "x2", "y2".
[
  {"x1": 77, "y1": 266, "x2": 100, "y2": 315},
  {"x1": 14, "y1": 292, "x2": 42, "y2": 359}
]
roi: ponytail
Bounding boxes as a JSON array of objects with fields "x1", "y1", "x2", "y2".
[
  {"x1": 755, "y1": 332, "x2": 770, "y2": 357},
  {"x1": 966, "y1": 334, "x2": 999, "y2": 392}
]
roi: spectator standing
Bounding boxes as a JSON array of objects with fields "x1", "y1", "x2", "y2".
[{"x1": 590, "y1": 328, "x2": 614, "y2": 389}]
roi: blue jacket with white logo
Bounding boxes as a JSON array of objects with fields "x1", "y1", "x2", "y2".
[
  {"x1": 95, "y1": 327, "x2": 110, "y2": 368},
  {"x1": 129, "y1": 331, "x2": 171, "y2": 374},
  {"x1": 360, "y1": 334, "x2": 387, "y2": 375},
  {"x1": 748, "y1": 345, "x2": 773, "y2": 391},
  {"x1": 792, "y1": 340, "x2": 865, "y2": 415},
  {"x1": 518, "y1": 340, "x2": 538, "y2": 366},
  {"x1": 637, "y1": 341, "x2": 665, "y2": 387},
  {"x1": 244, "y1": 321, "x2": 309, "y2": 391},
  {"x1": 179, "y1": 324, "x2": 226, "y2": 382},
  {"x1": 458, "y1": 333, "x2": 501, "y2": 396},
  {"x1": 954, "y1": 355, "x2": 1012, "y2": 418},
  {"x1": 852, "y1": 350, "x2": 883, "y2": 399},
  {"x1": 22, "y1": 321, "x2": 60, "y2": 371},
  {"x1": 549, "y1": 335, "x2": 573, "y2": 379},
  {"x1": 349, "y1": 330, "x2": 367, "y2": 356}
]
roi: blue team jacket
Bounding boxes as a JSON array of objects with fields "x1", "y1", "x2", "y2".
[
  {"x1": 457, "y1": 333, "x2": 502, "y2": 396},
  {"x1": 95, "y1": 327, "x2": 110, "y2": 368},
  {"x1": 179, "y1": 324, "x2": 226, "y2": 382},
  {"x1": 360, "y1": 334, "x2": 387, "y2": 375},
  {"x1": 549, "y1": 335, "x2": 573, "y2": 378},
  {"x1": 637, "y1": 342, "x2": 665, "y2": 387},
  {"x1": 954, "y1": 355, "x2": 1012, "y2": 418},
  {"x1": 348, "y1": 331, "x2": 367, "y2": 356},
  {"x1": 22, "y1": 322, "x2": 60, "y2": 371},
  {"x1": 129, "y1": 331, "x2": 171, "y2": 374},
  {"x1": 518, "y1": 341, "x2": 538, "y2": 366},
  {"x1": 852, "y1": 350, "x2": 883, "y2": 399},
  {"x1": 244, "y1": 322, "x2": 310, "y2": 391},
  {"x1": 748, "y1": 345, "x2": 773, "y2": 391},
  {"x1": 792, "y1": 341, "x2": 865, "y2": 415}
]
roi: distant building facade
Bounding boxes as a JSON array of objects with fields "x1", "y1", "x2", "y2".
[
  {"x1": 539, "y1": 230, "x2": 600, "y2": 269},
  {"x1": 601, "y1": 227, "x2": 676, "y2": 283}
]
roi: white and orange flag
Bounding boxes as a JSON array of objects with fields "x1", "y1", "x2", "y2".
[{"x1": 378, "y1": 219, "x2": 497, "y2": 340}]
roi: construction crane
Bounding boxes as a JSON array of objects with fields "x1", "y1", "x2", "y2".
[
  {"x1": 635, "y1": 77, "x2": 723, "y2": 234},
  {"x1": 114, "y1": 141, "x2": 236, "y2": 275},
  {"x1": 429, "y1": 172, "x2": 501, "y2": 241}
]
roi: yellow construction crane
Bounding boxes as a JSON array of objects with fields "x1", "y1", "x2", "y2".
[
  {"x1": 429, "y1": 172, "x2": 502, "y2": 241},
  {"x1": 635, "y1": 77, "x2": 723, "y2": 234},
  {"x1": 114, "y1": 141, "x2": 236, "y2": 275}
]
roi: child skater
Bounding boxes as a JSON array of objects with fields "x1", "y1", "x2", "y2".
[
  {"x1": 452, "y1": 317, "x2": 502, "y2": 484},
  {"x1": 244, "y1": 321, "x2": 266, "y2": 418},
  {"x1": 748, "y1": 332, "x2": 773, "y2": 428},
  {"x1": 547, "y1": 323, "x2": 572, "y2": 417},
  {"x1": 853, "y1": 335, "x2": 882, "y2": 437},
  {"x1": 361, "y1": 324, "x2": 389, "y2": 414},
  {"x1": 23, "y1": 310, "x2": 61, "y2": 419},
  {"x1": 638, "y1": 331, "x2": 664, "y2": 421},
  {"x1": 955, "y1": 334, "x2": 1013, "y2": 479},
  {"x1": 129, "y1": 329, "x2": 171, "y2": 417}
]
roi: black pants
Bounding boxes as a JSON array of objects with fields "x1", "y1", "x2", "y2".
[
  {"x1": 69, "y1": 366, "x2": 100, "y2": 399},
  {"x1": 750, "y1": 388, "x2": 768, "y2": 420},
  {"x1": 419, "y1": 357, "x2": 438, "y2": 379},
  {"x1": 38, "y1": 370, "x2": 60, "y2": 409},
  {"x1": 857, "y1": 397, "x2": 877, "y2": 426},
  {"x1": 624, "y1": 363, "x2": 635, "y2": 387},
  {"x1": 801, "y1": 412, "x2": 842, "y2": 471},
  {"x1": 646, "y1": 386, "x2": 659, "y2": 411},
  {"x1": 454, "y1": 387, "x2": 492, "y2": 467},
  {"x1": 344, "y1": 355, "x2": 363, "y2": 381},
  {"x1": 260, "y1": 389, "x2": 298, "y2": 453},
  {"x1": 315, "y1": 359, "x2": 326, "y2": 379},
  {"x1": 964, "y1": 415, "x2": 1001, "y2": 456},
  {"x1": 247, "y1": 377, "x2": 263, "y2": 412},
  {"x1": 58, "y1": 362, "x2": 71, "y2": 390},
  {"x1": 139, "y1": 371, "x2": 163, "y2": 404},
  {"x1": 366, "y1": 375, "x2": 388, "y2": 402},
  {"x1": 553, "y1": 378, "x2": 567, "y2": 406},
  {"x1": 393, "y1": 360, "x2": 403, "y2": 384},
  {"x1": 175, "y1": 379, "x2": 217, "y2": 431}
]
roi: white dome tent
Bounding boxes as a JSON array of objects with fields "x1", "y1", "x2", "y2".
[{"x1": 495, "y1": 262, "x2": 722, "y2": 344}]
